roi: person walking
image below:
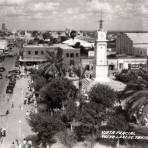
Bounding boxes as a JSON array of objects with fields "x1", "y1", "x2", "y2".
[
  {"x1": 24, "y1": 98, "x2": 27, "y2": 105},
  {"x1": 11, "y1": 102, "x2": 14, "y2": 108},
  {"x1": 10, "y1": 142, "x2": 15, "y2": 148},
  {"x1": 16, "y1": 139, "x2": 19, "y2": 146},
  {"x1": 28, "y1": 140, "x2": 32, "y2": 148},
  {"x1": 6, "y1": 109, "x2": 9, "y2": 115}
]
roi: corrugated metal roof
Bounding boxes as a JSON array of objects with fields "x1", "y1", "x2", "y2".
[{"x1": 126, "y1": 33, "x2": 148, "y2": 44}]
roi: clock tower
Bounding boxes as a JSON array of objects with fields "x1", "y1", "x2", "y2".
[{"x1": 94, "y1": 19, "x2": 109, "y2": 81}]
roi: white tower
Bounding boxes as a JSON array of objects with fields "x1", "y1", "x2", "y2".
[{"x1": 94, "y1": 18, "x2": 109, "y2": 81}]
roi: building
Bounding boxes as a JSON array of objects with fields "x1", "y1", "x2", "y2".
[
  {"x1": 126, "y1": 33, "x2": 148, "y2": 57},
  {"x1": 107, "y1": 33, "x2": 133, "y2": 55},
  {"x1": 2, "y1": 23, "x2": 6, "y2": 32},
  {"x1": 81, "y1": 55, "x2": 147, "y2": 73},
  {"x1": 19, "y1": 43, "x2": 80, "y2": 68},
  {"x1": 49, "y1": 44, "x2": 80, "y2": 68},
  {"x1": 63, "y1": 38, "x2": 94, "y2": 48},
  {"x1": 133, "y1": 46, "x2": 148, "y2": 57},
  {"x1": 0, "y1": 39, "x2": 8, "y2": 54},
  {"x1": 108, "y1": 56, "x2": 147, "y2": 71},
  {"x1": 19, "y1": 44, "x2": 49, "y2": 66}
]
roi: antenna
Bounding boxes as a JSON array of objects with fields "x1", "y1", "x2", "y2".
[{"x1": 99, "y1": 9, "x2": 103, "y2": 30}]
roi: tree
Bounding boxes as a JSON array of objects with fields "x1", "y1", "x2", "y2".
[
  {"x1": 39, "y1": 48, "x2": 65, "y2": 79},
  {"x1": 89, "y1": 84, "x2": 117, "y2": 108},
  {"x1": 74, "y1": 84, "x2": 117, "y2": 142},
  {"x1": 72, "y1": 65, "x2": 87, "y2": 96},
  {"x1": 125, "y1": 90, "x2": 148, "y2": 125},
  {"x1": 70, "y1": 30, "x2": 77, "y2": 39},
  {"x1": 28, "y1": 112, "x2": 66, "y2": 146},
  {"x1": 39, "y1": 78, "x2": 78, "y2": 111}
]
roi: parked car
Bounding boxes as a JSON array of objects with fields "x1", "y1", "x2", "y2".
[
  {"x1": 6, "y1": 86, "x2": 13, "y2": 94},
  {"x1": 8, "y1": 81, "x2": 15, "y2": 88},
  {"x1": 9, "y1": 77, "x2": 16, "y2": 83},
  {"x1": 0, "y1": 73, "x2": 2, "y2": 79},
  {"x1": 7, "y1": 52, "x2": 17, "y2": 57},
  {"x1": 8, "y1": 69, "x2": 21, "y2": 75},
  {"x1": 15, "y1": 62, "x2": 19, "y2": 67},
  {"x1": 0, "y1": 67, "x2": 5, "y2": 72}
]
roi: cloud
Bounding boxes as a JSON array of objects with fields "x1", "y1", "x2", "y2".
[
  {"x1": 0, "y1": 0, "x2": 29, "y2": 5},
  {"x1": 66, "y1": 8, "x2": 79, "y2": 14},
  {"x1": 32, "y1": 2, "x2": 60, "y2": 11},
  {"x1": 88, "y1": 0, "x2": 113, "y2": 13}
]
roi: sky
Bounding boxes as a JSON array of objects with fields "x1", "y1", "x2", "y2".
[{"x1": 0, "y1": 0, "x2": 147, "y2": 31}]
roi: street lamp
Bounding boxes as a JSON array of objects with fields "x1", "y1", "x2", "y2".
[{"x1": 18, "y1": 120, "x2": 22, "y2": 139}]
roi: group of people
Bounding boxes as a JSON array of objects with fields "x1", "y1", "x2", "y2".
[
  {"x1": 22, "y1": 138, "x2": 33, "y2": 148},
  {"x1": 11, "y1": 138, "x2": 33, "y2": 148}
]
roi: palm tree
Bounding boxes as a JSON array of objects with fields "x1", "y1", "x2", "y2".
[
  {"x1": 125, "y1": 90, "x2": 148, "y2": 125},
  {"x1": 39, "y1": 48, "x2": 65, "y2": 79},
  {"x1": 72, "y1": 65, "x2": 87, "y2": 94}
]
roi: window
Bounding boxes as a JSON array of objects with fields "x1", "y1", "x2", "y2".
[
  {"x1": 28, "y1": 51, "x2": 31, "y2": 55},
  {"x1": 119, "y1": 63, "x2": 123, "y2": 69},
  {"x1": 35, "y1": 51, "x2": 38, "y2": 55},
  {"x1": 76, "y1": 53, "x2": 79, "y2": 57},
  {"x1": 41, "y1": 51, "x2": 44, "y2": 54},
  {"x1": 66, "y1": 53, "x2": 69, "y2": 57},
  {"x1": 70, "y1": 53, "x2": 74, "y2": 58}
]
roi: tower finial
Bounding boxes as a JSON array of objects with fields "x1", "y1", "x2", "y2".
[{"x1": 99, "y1": 9, "x2": 103, "y2": 30}]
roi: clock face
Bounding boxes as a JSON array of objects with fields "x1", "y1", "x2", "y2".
[
  {"x1": 100, "y1": 33, "x2": 105, "y2": 39},
  {"x1": 97, "y1": 31, "x2": 106, "y2": 41}
]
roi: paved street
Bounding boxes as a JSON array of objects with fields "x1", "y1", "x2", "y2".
[{"x1": 0, "y1": 75, "x2": 34, "y2": 147}]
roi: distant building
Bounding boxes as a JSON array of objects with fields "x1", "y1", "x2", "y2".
[
  {"x1": 107, "y1": 33, "x2": 133, "y2": 55},
  {"x1": 133, "y1": 46, "x2": 148, "y2": 57},
  {"x1": 0, "y1": 39, "x2": 8, "y2": 54},
  {"x1": 63, "y1": 38, "x2": 94, "y2": 48},
  {"x1": 81, "y1": 55, "x2": 147, "y2": 73},
  {"x1": 2, "y1": 23, "x2": 6, "y2": 32},
  {"x1": 19, "y1": 43, "x2": 80, "y2": 68},
  {"x1": 126, "y1": 33, "x2": 148, "y2": 57}
]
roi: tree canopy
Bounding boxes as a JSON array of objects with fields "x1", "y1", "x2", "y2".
[{"x1": 39, "y1": 78, "x2": 78, "y2": 110}]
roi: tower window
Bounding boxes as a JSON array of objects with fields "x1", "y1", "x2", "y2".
[
  {"x1": 35, "y1": 51, "x2": 38, "y2": 55},
  {"x1": 76, "y1": 53, "x2": 79, "y2": 57}
]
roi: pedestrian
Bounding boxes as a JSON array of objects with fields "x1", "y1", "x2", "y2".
[
  {"x1": 16, "y1": 139, "x2": 19, "y2": 146},
  {"x1": 6, "y1": 109, "x2": 9, "y2": 115},
  {"x1": 28, "y1": 97, "x2": 30, "y2": 105},
  {"x1": 23, "y1": 138, "x2": 27, "y2": 145},
  {"x1": 28, "y1": 140, "x2": 32, "y2": 148},
  {"x1": 11, "y1": 102, "x2": 14, "y2": 108},
  {"x1": 19, "y1": 105, "x2": 23, "y2": 110},
  {"x1": 24, "y1": 98, "x2": 27, "y2": 105},
  {"x1": 1, "y1": 128, "x2": 6, "y2": 137},
  {"x1": 25, "y1": 111, "x2": 30, "y2": 117}
]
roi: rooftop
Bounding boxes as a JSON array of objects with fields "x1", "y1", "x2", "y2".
[
  {"x1": 81, "y1": 55, "x2": 147, "y2": 60},
  {"x1": 50, "y1": 43, "x2": 78, "y2": 50},
  {"x1": 134, "y1": 44, "x2": 148, "y2": 48},
  {"x1": 126, "y1": 33, "x2": 148, "y2": 44},
  {"x1": 23, "y1": 44, "x2": 49, "y2": 48}
]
